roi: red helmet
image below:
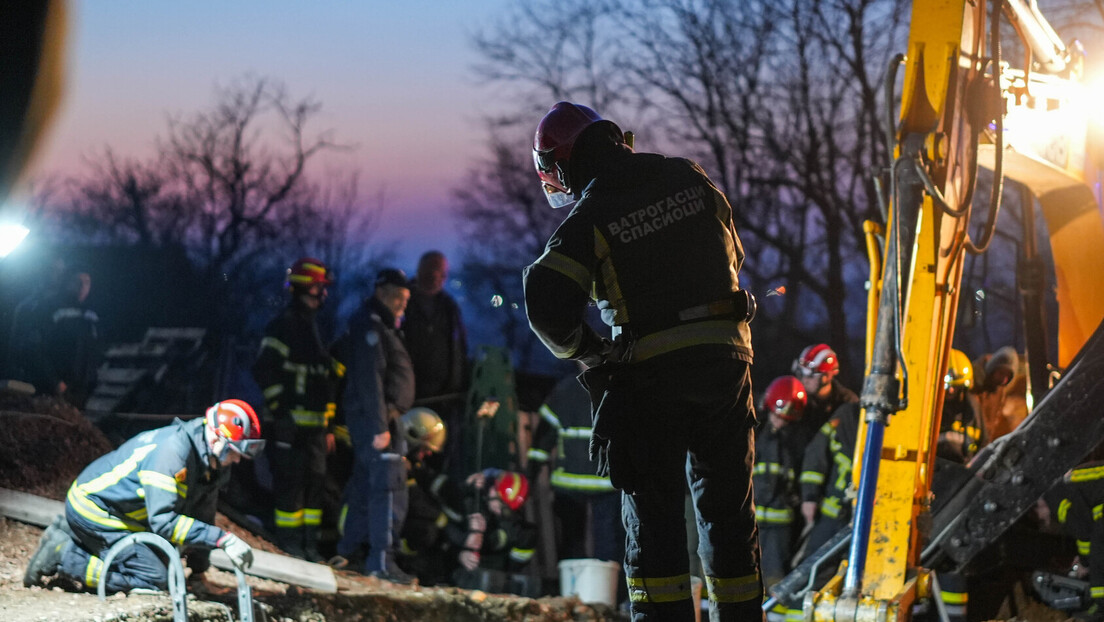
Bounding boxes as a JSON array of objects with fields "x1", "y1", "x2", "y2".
[
  {"x1": 533, "y1": 102, "x2": 604, "y2": 208},
  {"x1": 286, "y1": 257, "x2": 333, "y2": 289},
  {"x1": 494, "y1": 471, "x2": 530, "y2": 511},
  {"x1": 764, "y1": 376, "x2": 807, "y2": 422},
  {"x1": 794, "y1": 344, "x2": 840, "y2": 377},
  {"x1": 205, "y1": 399, "x2": 264, "y2": 460}
]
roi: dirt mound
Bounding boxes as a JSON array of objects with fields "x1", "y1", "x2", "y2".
[{"x1": 0, "y1": 395, "x2": 113, "y2": 499}]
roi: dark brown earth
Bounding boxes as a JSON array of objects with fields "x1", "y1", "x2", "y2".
[{"x1": 0, "y1": 395, "x2": 625, "y2": 621}]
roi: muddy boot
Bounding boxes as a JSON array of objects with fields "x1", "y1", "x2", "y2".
[
  {"x1": 23, "y1": 515, "x2": 71, "y2": 587},
  {"x1": 302, "y1": 526, "x2": 325, "y2": 564},
  {"x1": 275, "y1": 527, "x2": 306, "y2": 559}
]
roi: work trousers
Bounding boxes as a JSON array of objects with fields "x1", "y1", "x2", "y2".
[
  {"x1": 60, "y1": 504, "x2": 167, "y2": 593},
  {"x1": 615, "y1": 356, "x2": 763, "y2": 622},
  {"x1": 268, "y1": 422, "x2": 328, "y2": 538},
  {"x1": 338, "y1": 439, "x2": 408, "y2": 573}
]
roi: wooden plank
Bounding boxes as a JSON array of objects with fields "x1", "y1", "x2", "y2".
[
  {"x1": 210, "y1": 549, "x2": 337, "y2": 593},
  {"x1": 0, "y1": 488, "x2": 64, "y2": 527}
]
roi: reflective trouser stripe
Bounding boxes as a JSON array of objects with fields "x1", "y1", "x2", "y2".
[
  {"x1": 550, "y1": 470, "x2": 616, "y2": 492},
  {"x1": 290, "y1": 408, "x2": 328, "y2": 427},
  {"x1": 756, "y1": 506, "x2": 794, "y2": 524},
  {"x1": 1092, "y1": 586, "x2": 1104, "y2": 598},
  {"x1": 627, "y1": 573, "x2": 693, "y2": 603},
  {"x1": 706, "y1": 572, "x2": 760, "y2": 603},
  {"x1": 510, "y1": 547, "x2": 535, "y2": 563},
  {"x1": 275, "y1": 508, "x2": 304, "y2": 528},
  {"x1": 940, "y1": 590, "x2": 967, "y2": 605},
  {"x1": 85, "y1": 556, "x2": 104, "y2": 587},
  {"x1": 303, "y1": 508, "x2": 322, "y2": 527}
]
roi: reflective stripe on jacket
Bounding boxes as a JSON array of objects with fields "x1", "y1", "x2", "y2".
[{"x1": 67, "y1": 418, "x2": 227, "y2": 548}]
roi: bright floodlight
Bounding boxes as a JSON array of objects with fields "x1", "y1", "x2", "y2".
[{"x1": 0, "y1": 223, "x2": 30, "y2": 258}]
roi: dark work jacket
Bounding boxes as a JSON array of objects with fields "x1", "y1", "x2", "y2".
[
  {"x1": 253, "y1": 302, "x2": 339, "y2": 429},
  {"x1": 753, "y1": 420, "x2": 805, "y2": 526},
  {"x1": 528, "y1": 374, "x2": 615, "y2": 494},
  {"x1": 330, "y1": 297, "x2": 415, "y2": 442},
  {"x1": 67, "y1": 418, "x2": 229, "y2": 558},
  {"x1": 403, "y1": 286, "x2": 468, "y2": 399},
  {"x1": 31, "y1": 293, "x2": 102, "y2": 402},
  {"x1": 523, "y1": 151, "x2": 752, "y2": 366},
  {"x1": 799, "y1": 402, "x2": 860, "y2": 521},
  {"x1": 1047, "y1": 463, "x2": 1104, "y2": 608}
]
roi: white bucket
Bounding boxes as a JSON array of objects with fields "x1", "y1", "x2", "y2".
[{"x1": 558, "y1": 558, "x2": 621, "y2": 607}]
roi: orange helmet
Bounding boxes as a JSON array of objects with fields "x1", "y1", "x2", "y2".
[
  {"x1": 286, "y1": 257, "x2": 333, "y2": 289},
  {"x1": 205, "y1": 399, "x2": 264, "y2": 460},
  {"x1": 533, "y1": 102, "x2": 606, "y2": 208},
  {"x1": 764, "y1": 376, "x2": 807, "y2": 422},
  {"x1": 494, "y1": 471, "x2": 530, "y2": 511},
  {"x1": 793, "y1": 344, "x2": 840, "y2": 377}
]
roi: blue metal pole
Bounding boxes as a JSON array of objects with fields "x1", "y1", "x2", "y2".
[{"x1": 844, "y1": 417, "x2": 885, "y2": 593}]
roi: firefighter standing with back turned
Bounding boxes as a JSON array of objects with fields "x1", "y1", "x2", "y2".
[
  {"x1": 524, "y1": 101, "x2": 762, "y2": 622},
  {"x1": 253, "y1": 258, "x2": 341, "y2": 561}
]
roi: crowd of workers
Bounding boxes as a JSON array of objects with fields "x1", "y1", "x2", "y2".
[{"x1": 18, "y1": 100, "x2": 1096, "y2": 622}]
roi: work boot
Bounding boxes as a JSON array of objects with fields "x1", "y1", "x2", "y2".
[
  {"x1": 23, "y1": 515, "x2": 71, "y2": 587},
  {"x1": 274, "y1": 526, "x2": 306, "y2": 559},
  {"x1": 368, "y1": 565, "x2": 417, "y2": 586},
  {"x1": 302, "y1": 527, "x2": 325, "y2": 564}
]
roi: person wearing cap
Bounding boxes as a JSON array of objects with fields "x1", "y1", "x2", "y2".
[
  {"x1": 754, "y1": 376, "x2": 808, "y2": 589},
  {"x1": 329, "y1": 268, "x2": 416, "y2": 581},
  {"x1": 23, "y1": 400, "x2": 262, "y2": 593},
  {"x1": 252, "y1": 258, "x2": 341, "y2": 561}
]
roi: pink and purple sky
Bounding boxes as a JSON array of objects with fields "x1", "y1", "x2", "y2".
[{"x1": 25, "y1": 1, "x2": 513, "y2": 270}]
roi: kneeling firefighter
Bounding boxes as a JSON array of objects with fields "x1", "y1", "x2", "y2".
[{"x1": 23, "y1": 400, "x2": 261, "y2": 593}]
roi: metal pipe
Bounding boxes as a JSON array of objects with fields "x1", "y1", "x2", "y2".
[{"x1": 97, "y1": 531, "x2": 188, "y2": 622}]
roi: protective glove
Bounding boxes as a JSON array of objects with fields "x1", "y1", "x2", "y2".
[
  {"x1": 589, "y1": 431, "x2": 612, "y2": 478},
  {"x1": 216, "y1": 533, "x2": 254, "y2": 569},
  {"x1": 459, "y1": 549, "x2": 481, "y2": 570}
]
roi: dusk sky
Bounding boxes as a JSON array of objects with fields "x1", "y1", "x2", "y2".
[{"x1": 25, "y1": 1, "x2": 514, "y2": 271}]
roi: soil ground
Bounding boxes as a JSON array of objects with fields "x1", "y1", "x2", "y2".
[{"x1": 0, "y1": 395, "x2": 625, "y2": 621}]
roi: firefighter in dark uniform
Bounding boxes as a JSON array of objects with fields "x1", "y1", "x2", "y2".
[
  {"x1": 1037, "y1": 463, "x2": 1104, "y2": 621},
  {"x1": 798, "y1": 401, "x2": 860, "y2": 561},
  {"x1": 937, "y1": 349, "x2": 985, "y2": 463},
  {"x1": 252, "y1": 257, "x2": 340, "y2": 560},
  {"x1": 528, "y1": 370, "x2": 624, "y2": 564},
  {"x1": 524, "y1": 101, "x2": 761, "y2": 622},
  {"x1": 791, "y1": 344, "x2": 859, "y2": 452},
  {"x1": 23, "y1": 400, "x2": 261, "y2": 593},
  {"x1": 329, "y1": 268, "x2": 416, "y2": 581},
  {"x1": 455, "y1": 470, "x2": 538, "y2": 581},
  {"x1": 754, "y1": 376, "x2": 808, "y2": 589},
  {"x1": 397, "y1": 407, "x2": 464, "y2": 585}
]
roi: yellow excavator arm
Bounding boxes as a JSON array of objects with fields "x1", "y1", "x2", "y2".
[{"x1": 768, "y1": 1, "x2": 1104, "y2": 620}]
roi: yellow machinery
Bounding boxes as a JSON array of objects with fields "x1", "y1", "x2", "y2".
[{"x1": 768, "y1": 1, "x2": 1104, "y2": 619}]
